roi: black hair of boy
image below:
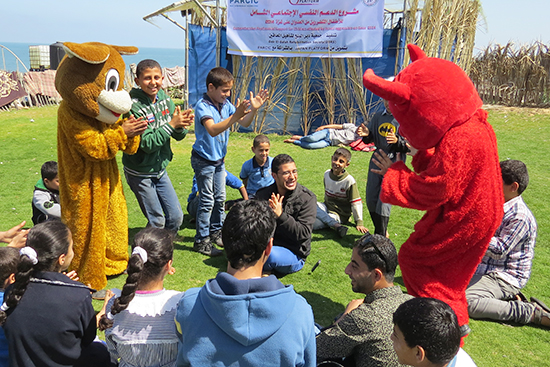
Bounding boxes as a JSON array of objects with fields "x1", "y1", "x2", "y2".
[
  {"x1": 393, "y1": 297, "x2": 461, "y2": 365},
  {"x1": 136, "y1": 59, "x2": 162, "y2": 78},
  {"x1": 206, "y1": 67, "x2": 234, "y2": 89},
  {"x1": 500, "y1": 159, "x2": 529, "y2": 195},
  {"x1": 0, "y1": 247, "x2": 19, "y2": 287},
  {"x1": 41, "y1": 161, "x2": 58, "y2": 181},
  {"x1": 0, "y1": 221, "x2": 72, "y2": 325},
  {"x1": 355, "y1": 233, "x2": 398, "y2": 282},
  {"x1": 271, "y1": 154, "x2": 295, "y2": 175},
  {"x1": 334, "y1": 147, "x2": 351, "y2": 163},
  {"x1": 222, "y1": 200, "x2": 276, "y2": 270},
  {"x1": 99, "y1": 227, "x2": 174, "y2": 330},
  {"x1": 253, "y1": 134, "x2": 270, "y2": 148}
]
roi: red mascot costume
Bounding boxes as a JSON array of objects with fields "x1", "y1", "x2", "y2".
[{"x1": 362, "y1": 44, "x2": 503, "y2": 333}]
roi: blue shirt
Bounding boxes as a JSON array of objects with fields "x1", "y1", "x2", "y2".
[
  {"x1": 240, "y1": 156, "x2": 274, "y2": 196},
  {"x1": 192, "y1": 94, "x2": 236, "y2": 162}
]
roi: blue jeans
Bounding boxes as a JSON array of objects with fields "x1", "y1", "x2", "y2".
[
  {"x1": 294, "y1": 129, "x2": 331, "y2": 149},
  {"x1": 125, "y1": 171, "x2": 183, "y2": 232},
  {"x1": 263, "y1": 246, "x2": 305, "y2": 275},
  {"x1": 313, "y1": 202, "x2": 341, "y2": 230},
  {"x1": 191, "y1": 155, "x2": 225, "y2": 242}
]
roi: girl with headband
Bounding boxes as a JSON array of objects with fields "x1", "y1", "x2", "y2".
[{"x1": 0, "y1": 221, "x2": 112, "y2": 366}]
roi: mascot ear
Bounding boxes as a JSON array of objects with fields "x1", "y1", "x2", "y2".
[
  {"x1": 63, "y1": 42, "x2": 110, "y2": 64},
  {"x1": 111, "y1": 45, "x2": 139, "y2": 56},
  {"x1": 408, "y1": 44, "x2": 427, "y2": 62},
  {"x1": 362, "y1": 69, "x2": 411, "y2": 105}
]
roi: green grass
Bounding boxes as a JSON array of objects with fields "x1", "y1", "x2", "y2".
[{"x1": 1, "y1": 105, "x2": 549, "y2": 367}]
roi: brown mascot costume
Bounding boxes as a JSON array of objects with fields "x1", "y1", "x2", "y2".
[{"x1": 55, "y1": 42, "x2": 144, "y2": 291}]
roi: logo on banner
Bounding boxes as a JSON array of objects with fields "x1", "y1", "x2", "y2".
[
  {"x1": 362, "y1": 0, "x2": 379, "y2": 5},
  {"x1": 229, "y1": 0, "x2": 259, "y2": 6},
  {"x1": 289, "y1": 0, "x2": 320, "y2": 5}
]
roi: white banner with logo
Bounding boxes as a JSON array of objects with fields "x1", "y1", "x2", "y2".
[{"x1": 227, "y1": 0, "x2": 384, "y2": 58}]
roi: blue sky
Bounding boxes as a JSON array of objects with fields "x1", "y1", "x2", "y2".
[{"x1": 1, "y1": 0, "x2": 548, "y2": 52}]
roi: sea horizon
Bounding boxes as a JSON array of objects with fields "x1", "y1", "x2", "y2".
[{"x1": 1, "y1": 42, "x2": 186, "y2": 72}]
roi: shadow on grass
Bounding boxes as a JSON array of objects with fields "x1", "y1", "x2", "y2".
[
  {"x1": 299, "y1": 290, "x2": 347, "y2": 327},
  {"x1": 311, "y1": 229, "x2": 355, "y2": 249}
]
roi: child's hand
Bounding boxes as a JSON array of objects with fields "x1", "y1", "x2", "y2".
[
  {"x1": 356, "y1": 225, "x2": 369, "y2": 234},
  {"x1": 269, "y1": 193, "x2": 284, "y2": 217},
  {"x1": 122, "y1": 115, "x2": 147, "y2": 137},
  {"x1": 63, "y1": 270, "x2": 80, "y2": 281},
  {"x1": 356, "y1": 123, "x2": 369, "y2": 137},
  {"x1": 249, "y1": 89, "x2": 269, "y2": 110},
  {"x1": 170, "y1": 106, "x2": 192, "y2": 129},
  {"x1": 179, "y1": 108, "x2": 194, "y2": 129},
  {"x1": 315, "y1": 126, "x2": 326, "y2": 132},
  {"x1": 234, "y1": 98, "x2": 252, "y2": 120},
  {"x1": 386, "y1": 129, "x2": 398, "y2": 144},
  {"x1": 1, "y1": 221, "x2": 26, "y2": 243}
]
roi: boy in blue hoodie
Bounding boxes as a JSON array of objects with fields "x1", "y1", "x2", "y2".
[{"x1": 176, "y1": 200, "x2": 315, "y2": 366}]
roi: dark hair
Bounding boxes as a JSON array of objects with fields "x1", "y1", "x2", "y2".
[
  {"x1": 99, "y1": 227, "x2": 174, "y2": 331},
  {"x1": 222, "y1": 200, "x2": 276, "y2": 270},
  {"x1": 0, "y1": 221, "x2": 72, "y2": 325},
  {"x1": 41, "y1": 161, "x2": 58, "y2": 181},
  {"x1": 0, "y1": 247, "x2": 19, "y2": 287},
  {"x1": 136, "y1": 59, "x2": 162, "y2": 78},
  {"x1": 333, "y1": 147, "x2": 351, "y2": 163},
  {"x1": 500, "y1": 159, "x2": 529, "y2": 195},
  {"x1": 206, "y1": 66, "x2": 234, "y2": 89},
  {"x1": 393, "y1": 298, "x2": 461, "y2": 365},
  {"x1": 354, "y1": 233, "x2": 398, "y2": 282},
  {"x1": 253, "y1": 134, "x2": 270, "y2": 148},
  {"x1": 271, "y1": 154, "x2": 295, "y2": 175}
]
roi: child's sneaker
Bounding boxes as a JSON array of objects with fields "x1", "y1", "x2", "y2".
[
  {"x1": 210, "y1": 230, "x2": 224, "y2": 248},
  {"x1": 194, "y1": 238, "x2": 223, "y2": 257}
]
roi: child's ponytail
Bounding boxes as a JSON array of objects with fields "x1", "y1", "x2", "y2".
[
  {"x1": 99, "y1": 247, "x2": 145, "y2": 330},
  {"x1": 99, "y1": 227, "x2": 174, "y2": 331},
  {"x1": 0, "y1": 248, "x2": 39, "y2": 325}
]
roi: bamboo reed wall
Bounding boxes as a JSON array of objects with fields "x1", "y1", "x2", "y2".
[{"x1": 470, "y1": 42, "x2": 550, "y2": 107}]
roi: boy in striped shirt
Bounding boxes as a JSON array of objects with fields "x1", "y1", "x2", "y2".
[{"x1": 313, "y1": 147, "x2": 368, "y2": 237}]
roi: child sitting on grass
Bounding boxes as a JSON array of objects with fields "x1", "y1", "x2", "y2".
[
  {"x1": 0, "y1": 221, "x2": 112, "y2": 367},
  {"x1": 99, "y1": 227, "x2": 183, "y2": 367},
  {"x1": 0, "y1": 247, "x2": 19, "y2": 366},
  {"x1": 314, "y1": 148, "x2": 368, "y2": 237},
  {"x1": 31, "y1": 161, "x2": 61, "y2": 225},
  {"x1": 240, "y1": 134, "x2": 274, "y2": 198}
]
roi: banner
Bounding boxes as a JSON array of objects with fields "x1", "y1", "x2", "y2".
[{"x1": 227, "y1": 0, "x2": 384, "y2": 58}]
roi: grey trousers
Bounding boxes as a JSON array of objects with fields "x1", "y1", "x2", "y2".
[{"x1": 466, "y1": 273, "x2": 535, "y2": 324}]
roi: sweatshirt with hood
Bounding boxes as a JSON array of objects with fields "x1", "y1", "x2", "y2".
[{"x1": 175, "y1": 272, "x2": 316, "y2": 367}]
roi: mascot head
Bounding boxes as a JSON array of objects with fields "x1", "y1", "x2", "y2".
[
  {"x1": 362, "y1": 44, "x2": 482, "y2": 149},
  {"x1": 55, "y1": 42, "x2": 138, "y2": 124}
]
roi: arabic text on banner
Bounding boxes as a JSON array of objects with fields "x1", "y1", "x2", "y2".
[{"x1": 227, "y1": 0, "x2": 384, "y2": 58}]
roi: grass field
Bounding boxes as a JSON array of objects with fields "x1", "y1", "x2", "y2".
[{"x1": 1, "y1": 105, "x2": 549, "y2": 366}]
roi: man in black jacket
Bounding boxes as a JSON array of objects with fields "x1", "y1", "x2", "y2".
[{"x1": 256, "y1": 154, "x2": 316, "y2": 276}]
